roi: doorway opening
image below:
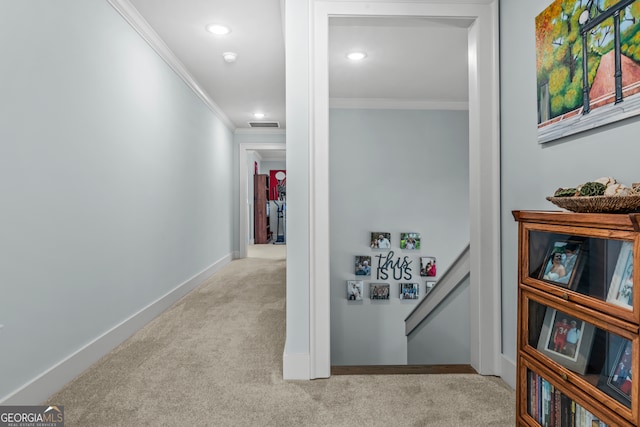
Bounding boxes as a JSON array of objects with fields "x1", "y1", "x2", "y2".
[
  {"x1": 306, "y1": 1, "x2": 501, "y2": 379},
  {"x1": 238, "y1": 142, "x2": 287, "y2": 259},
  {"x1": 328, "y1": 15, "x2": 471, "y2": 369}
]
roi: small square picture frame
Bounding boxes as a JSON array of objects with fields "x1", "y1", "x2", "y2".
[
  {"x1": 606, "y1": 241, "x2": 634, "y2": 310},
  {"x1": 400, "y1": 283, "x2": 419, "y2": 300},
  {"x1": 346, "y1": 280, "x2": 363, "y2": 301},
  {"x1": 370, "y1": 283, "x2": 390, "y2": 300},
  {"x1": 536, "y1": 307, "x2": 595, "y2": 374},
  {"x1": 425, "y1": 281, "x2": 436, "y2": 296},
  {"x1": 420, "y1": 257, "x2": 436, "y2": 277},
  {"x1": 400, "y1": 232, "x2": 421, "y2": 250},
  {"x1": 370, "y1": 232, "x2": 391, "y2": 249},
  {"x1": 355, "y1": 255, "x2": 372, "y2": 276}
]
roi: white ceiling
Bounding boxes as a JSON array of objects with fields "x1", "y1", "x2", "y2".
[{"x1": 126, "y1": 1, "x2": 470, "y2": 160}]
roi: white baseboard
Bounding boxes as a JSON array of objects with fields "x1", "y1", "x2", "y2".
[
  {"x1": 500, "y1": 354, "x2": 516, "y2": 390},
  {"x1": 283, "y1": 350, "x2": 310, "y2": 380},
  {"x1": 1, "y1": 253, "x2": 233, "y2": 405}
]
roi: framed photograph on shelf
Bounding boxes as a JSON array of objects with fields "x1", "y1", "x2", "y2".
[
  {"x1": 355, "y1": 255, "x2": 372, "y2": 276},
  {"x1": 400, "y1": 232, "x2": 421, "y2": 250},
  {"x1": 370, "y1": 283, "x2": 390, "y2": 300},
  {"x1": 597, "y1": 336, "x2": 632, "y2": 407},
  {"x1": 346, "y1": 280, "x2": 363, "y2": 301},
  {"x1": 606, "y1": 241, "x2": 634, "y2": 310},
  {"x1": 536, "y1": 307, "x2": 595, "y2": 374},
  {"x1": 538, "y1": 240, "x2": 584, "y2": 289},
  {"x1": 370, "y1": 232, "x2": 391, "y2": 249},
  {"x1": 400, "y1": 283, "x2": 419, "y2": 300},
  {"x1": 420, "y1": 257, "x2": 436, "y2": 277}
]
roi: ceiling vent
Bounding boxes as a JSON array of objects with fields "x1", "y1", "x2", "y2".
[{"x1": 248, "y1": 121, "x2": 280, "y2": 128}]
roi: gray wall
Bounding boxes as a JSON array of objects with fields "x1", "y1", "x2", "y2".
[
  {"x1": 284, "y1": 0, "x2": 310, "y2": 361},
  {"x1": 0, "y1": 0, "x2": 234, "y2": 400},
  {"x1": 500, "y1": 0, "x2": 640, "y2": 364},
  {"x1": 329, "y1": 109, "x2": 469, "y2": 365},
  {"x1": 408, "y1": 278, "x2": 470, "y2": 364}
]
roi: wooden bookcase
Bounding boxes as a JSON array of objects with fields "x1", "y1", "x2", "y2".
[
  {"x1": 513, "y1": 210, "x2": 640, "y2": 427},
  {"x1": 254, "y1": 174, "x2": 271, "y2": 244}
]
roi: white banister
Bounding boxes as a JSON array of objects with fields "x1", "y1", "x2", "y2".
[{"x1": 405, "y1": 244, "x2": 471, "y2": 336}]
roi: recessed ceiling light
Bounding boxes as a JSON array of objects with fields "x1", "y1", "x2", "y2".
[
  {"x1": 253, "y1": 112, "x2": 266, "y2": 119},
  {"x1": 222, "y1": 52, "x2": 237, "y2": 63},
  {"x1": 206, "y1": 24, "x2": 230, "y2": 35},
  {"x1": 347, "y1": 51, "x2": 367, "y2": 61}
]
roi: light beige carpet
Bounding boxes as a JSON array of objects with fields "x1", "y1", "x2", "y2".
[
  {"x1": 247, "y1": 243, "x2": 286, "y2": 260},
  {"x1": 46, "y1": 255, "x2": 515, "y2": 426}
]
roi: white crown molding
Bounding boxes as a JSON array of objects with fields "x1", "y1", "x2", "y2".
[
  {"x1": 107, "y1": 0, "x2": 236, "y2": 131},
  {"x1": 329, "y1": 97, "x2": 469, "y2": 111}
]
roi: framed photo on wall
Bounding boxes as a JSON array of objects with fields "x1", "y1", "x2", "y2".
[
  {"x1": 355, "y1": 255, "x2": 372, "y2": 276},
  {"x1": 370, "y1": 283, "x2": 390, "y2": 300},
  {"x1": 399, "y1": 283, "x2": 419, "y2": 300},
  {"x1": 426, "y1": 281, "x2": 436, "y2": 296},
  {"x1": 420, "y1": 257, "x2": 436, "y2": 277},
  {"x1": 400, "y1": 232, "x2": 421, "y2": 250},
  {"x1": 347, "y1": 280, "x2": 363, "y2": 301},
  {"x1": 370, "y1": 232, "x2": 391, "y2": 249},
  {"x1": 536, "y1": 307, "x2": 595, "y2": 374},
  {"x1": 606, "y1": 241, "x2": 634, "y2": 310}
]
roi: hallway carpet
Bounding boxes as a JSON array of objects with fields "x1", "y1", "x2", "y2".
[{"x1": 46, "y1": 255, "x2": 515, "y2": 426}]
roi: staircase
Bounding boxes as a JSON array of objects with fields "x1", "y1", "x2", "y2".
[{"x1": 405, "y1": 244, "x2": 471, "y2": 365}]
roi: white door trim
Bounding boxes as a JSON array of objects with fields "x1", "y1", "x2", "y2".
[
  {"x1": 238, "y1": 142, "x2": 287, "y2": 259},
  {"x1": 310, "y1": 0, "x2": 501, "y2": 378}
]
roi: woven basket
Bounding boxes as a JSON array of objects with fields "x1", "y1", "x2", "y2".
[{"x1": 546, "y1": 195, "x2": 640, "y2": 213}]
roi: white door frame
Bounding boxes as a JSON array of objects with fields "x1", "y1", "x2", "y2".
[
  {"x1": 310, "y1": 0, "x2": 501, "y2": 377},
  {"x1": 238, "y1": 142, "x2": 287, "y2": 259}
]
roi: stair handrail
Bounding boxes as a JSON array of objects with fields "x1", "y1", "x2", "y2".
[{"x1": 405, "y1": 243, "x2": 471, "y2": 336}]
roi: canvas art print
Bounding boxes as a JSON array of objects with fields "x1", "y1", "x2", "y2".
[
  {"x1": 420, "y1": 257, "x2": 436, "y2": 277},
  {"x1": 347, "y1": 280, "x2": 363, "y2": 301},
  {"x1": 355, "y1": 256, "x2": 372, "y2": 276},
  {"x1": 400, "y1": 283, "x2": 419, "y2": 300},
  {"x1": 269, "y1": 169, "x2": 286, "y2": 201},
  {"x1": 400, "y1": 232, "x2": 421, "y2": 250},
  {"x1": 536, "y1": 0, "x2": 640, "y2": 143},
  {"x1": 370, "y1": 283, "x2": 390, "y2": 300},
  {"x1": 371, "y1": 232, "x2": 391, "y2": 249}
]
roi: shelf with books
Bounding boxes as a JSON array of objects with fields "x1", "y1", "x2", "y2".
[{"x1": 513, "y1": 211, "x2": 640, "y2": 427}]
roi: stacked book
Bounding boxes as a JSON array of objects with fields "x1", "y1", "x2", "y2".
[{"x1": 528, "y1": 371, "x2": 607, "y2": 427}]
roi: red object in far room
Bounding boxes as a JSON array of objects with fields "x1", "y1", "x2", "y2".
[{"x1": 269, "y1": 169, "x2": 286, "y2": 201}]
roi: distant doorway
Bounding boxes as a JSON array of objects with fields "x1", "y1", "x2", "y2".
[{"x1": 238, "y1": 142, "x2": 286, "y2": 259}]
